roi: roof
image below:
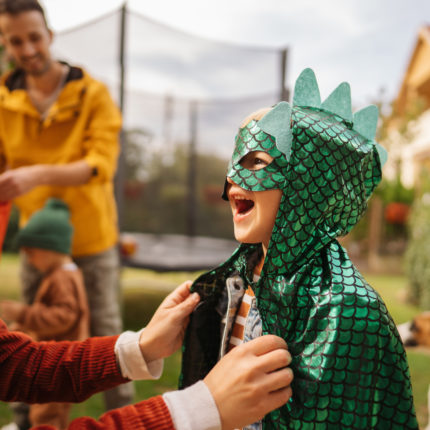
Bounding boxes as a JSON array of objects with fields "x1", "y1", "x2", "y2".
[{"x1": 394, "y1": 25, "x2": 430, "y2": 116}]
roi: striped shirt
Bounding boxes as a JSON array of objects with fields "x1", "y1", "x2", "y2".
[{"x1": 228, "y1": 285, "x2": 255, "y2": 351}]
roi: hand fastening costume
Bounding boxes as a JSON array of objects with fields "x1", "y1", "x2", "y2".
[{"x1": 180, "y1": 69, "x2": 418, "y2": 429}]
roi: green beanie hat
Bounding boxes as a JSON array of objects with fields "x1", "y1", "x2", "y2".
[{"x1": 17, "y1": 198, "x2": 73, "y2": 254}]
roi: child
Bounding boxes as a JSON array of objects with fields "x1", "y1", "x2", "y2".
[
  {"x1": 180, "y1": 69, "x2": 418, "y2": 429},
  {"x1": 0, "y1": 198, "x2": 89, "y2": 430}
]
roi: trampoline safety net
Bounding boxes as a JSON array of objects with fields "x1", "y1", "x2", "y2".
[{"x1": 52, "y1": 6, "x2": 287, "y2": 242}]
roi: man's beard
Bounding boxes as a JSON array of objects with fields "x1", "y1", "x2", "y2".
[{"x1": 18, "y1": 55, "x2": 51, "y2": 76}]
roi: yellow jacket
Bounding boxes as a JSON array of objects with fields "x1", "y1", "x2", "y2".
[{"x1": 0, "y1": 65, "x2": 121, "y2": 256}]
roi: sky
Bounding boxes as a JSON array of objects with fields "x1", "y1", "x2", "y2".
[{"x1": 41, "y1": 0, "x2": 430, "y2": 107}]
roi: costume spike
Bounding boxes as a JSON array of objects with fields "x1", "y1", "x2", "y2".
[
  {"x1": 258, "y1": 101, "x2": 293, "y2": 160},
  {"x1": 375, "y1": 143, "x2": 388, "y2": 166},
  {"x1": 321, "y1": 82, "x2": 353, "y2": 123},
  {"x1": 353, "y1": 105, "x2": 379, "y2": 141},
  {"x1": 293, "y1": 68, "x2": 321, "y2": 108}
]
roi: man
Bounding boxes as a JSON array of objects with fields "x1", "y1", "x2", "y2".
[
  {"x1": 0, "y1": 279, "x2": 294, "y2": 430},
  {"x1": 0, "y1": 0, "x2": 132, "y2": 424},
  {"x1": 0, "y1": 202, "x2": 294, "y2": 430}
]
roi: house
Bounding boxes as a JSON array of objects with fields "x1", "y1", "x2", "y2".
[{"x1": 387, "y1": 25, "x2": 430, "y2": 188}]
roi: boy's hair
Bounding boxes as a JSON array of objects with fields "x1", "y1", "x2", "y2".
[
  {"x1": 239, "y1": 107, "x2": 271, "y2": 129},
  {"x1": 0, "y1": 0, "x2": 48, "y2": 27}
]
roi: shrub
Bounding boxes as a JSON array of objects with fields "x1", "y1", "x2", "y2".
[{"x1": 405, "y1": 184, "x2": 430, "y2": 308}]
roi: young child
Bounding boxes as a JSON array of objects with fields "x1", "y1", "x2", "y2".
[
  {"x1": 180, "y1": 69, "x2": 418, "y2": 429},
  {"x1": 0, "y1": 198, "x2": 89, "y2": 430}
]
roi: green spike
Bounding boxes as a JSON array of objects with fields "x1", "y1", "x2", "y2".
[
  {"x1": 258, "y1": 101, "x2": 293, "y2": 160},
  {"x1": 353, "y1": 105, "x2": 379, "y2": 140},
  {"x1": 321, "y1": 82, "x2": 353, "y2": 123},
  {"x1": 293, "y1": 68, "x2": 321, "y2": 108},
  {"x1": 375, "y1": 143, "x2": 388, "y2": 166}
]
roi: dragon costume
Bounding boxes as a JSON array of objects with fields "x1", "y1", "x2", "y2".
[{"x1": 180, "y1": 69, "x2": 418, "y2": 429}]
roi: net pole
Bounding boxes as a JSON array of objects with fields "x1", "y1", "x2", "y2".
[
  {"x1": 186, "y1": 101, "x2": 198, "y2": 237},
  {"x1": 115, "y1": 2, "x2": 127, "y2": 230},
  {"x1": 280, "y1": 47, "x2": 290, "y2": 102},
  {"x1": 119, "y1": 2, "x2": 127, "y2": 112}
]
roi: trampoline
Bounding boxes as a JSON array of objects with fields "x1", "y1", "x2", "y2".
[{"x1": 120, "y1": 233, "x2": 238, "y2": 272}]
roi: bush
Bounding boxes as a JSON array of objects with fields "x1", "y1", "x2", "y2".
[{"x1": 405, "y1": 188, "x2": 430, "y2": 309}]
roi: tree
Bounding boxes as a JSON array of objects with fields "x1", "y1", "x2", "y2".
[{"x1": 122, "y1": 141, "x2": 233, "y2": 238}]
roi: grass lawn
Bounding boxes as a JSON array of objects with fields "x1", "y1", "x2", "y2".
[{"x1": 0, "y1": 253, "x2": 429, "y2": 427}]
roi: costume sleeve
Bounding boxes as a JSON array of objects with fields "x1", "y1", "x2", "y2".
[
  {"x1": 0, "y1": 318, "x2": 127, "y2": 403},
  {"x1": 81, "y1": 82, "x2": 121, "y2": 184},
  {"x1": 16, "y1": 276, "x2": 83, "y2": 339}
]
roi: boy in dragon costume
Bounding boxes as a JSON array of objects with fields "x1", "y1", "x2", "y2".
[{"x1": 180, "y1": 69, "x2": 418, "y2": 429}]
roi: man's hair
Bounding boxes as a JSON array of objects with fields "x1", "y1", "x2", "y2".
[{"x1": 0, "y1": 0, "x2": 48, "y2": 27}]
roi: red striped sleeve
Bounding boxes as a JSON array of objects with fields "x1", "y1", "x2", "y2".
[
  {"x1": 0, "y1": 318, "x2": 127, "y2": 403},
  {"x1": 1, "y1": 319, "x2": 176, "y2": 429},
  {"x1": 67, "y1": 396, "x2": 174, "y2": 430}
]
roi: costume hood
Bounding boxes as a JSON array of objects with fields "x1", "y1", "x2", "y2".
[{"x1": 224, "y1": 68, "x2": 386, "y2": 277}]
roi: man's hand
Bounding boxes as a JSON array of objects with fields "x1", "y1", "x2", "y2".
[
  {"x1": 0, "y1": 161, "x2": 93, "y2": 202},
  {"x1": 204, "y1": 335, "x2": 293, "y2": 430},
  {"x1": 0, "y1": 166, "x2": 40, "y2": 201},
  {"x1": 0, "y1": 300, "x2": 26, "y2": 322},
  {"x1": 139, "y1": 281, "x2": 199, "y2": 363}
]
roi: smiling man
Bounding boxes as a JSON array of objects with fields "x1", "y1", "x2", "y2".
[{"x1": 0, "y1": 0, "x2": 133, "y2": 427}]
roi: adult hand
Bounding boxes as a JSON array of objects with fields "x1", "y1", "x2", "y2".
[
  {"x1": 0, "y1": 166, "x2": 40, "y2": 201},
  {"x1": 0, "y1": 299, "x2": 26, "y2": 322},
  {"x1": 139, "y1": 281, "x2": 199, "y2": 363},
  {"x1": 204, "y1": 335, "x2": 293, "y2": 430}
]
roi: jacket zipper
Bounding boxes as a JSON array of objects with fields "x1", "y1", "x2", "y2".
[{"x1": 219, "y1": 282, "x2": 233, "y2": 359}]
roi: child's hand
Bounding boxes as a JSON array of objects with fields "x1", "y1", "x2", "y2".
[
  {"x1": 138, "y1": 281, "x2": 200, "y2": 363},
  {"x1": 0, "y1": 300, "x2": 26, "y2": 322},
  {"x1": 204, "y1": 335, "x2": 293, "y2": 430}
]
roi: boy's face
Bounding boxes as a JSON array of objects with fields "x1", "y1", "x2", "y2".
[
  {"x1": 0, "y1": 10, "x2": 53, "y2": 76},
  {"x1": 226, "y1": 151, "x2": 282, "y2": 250},
  {"x1": 23, "y1": 247, "x2": 59, "y2": 273}
]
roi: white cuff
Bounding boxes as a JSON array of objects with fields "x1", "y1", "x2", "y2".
[
  {"x1": 163, "y1": 381, "x2": 221, "y2": 430},
  {"x1": 114, "y1": 329, "x2": 163, "y2": 380}
]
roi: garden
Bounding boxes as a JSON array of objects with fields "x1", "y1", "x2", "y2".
[{"x1": 1, "y1": 253, "x2": 429, "y2": 428}]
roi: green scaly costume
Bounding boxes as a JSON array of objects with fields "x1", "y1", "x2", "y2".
[{"x1": 180, "y1": 69, "x2": 418, "y2": 429}]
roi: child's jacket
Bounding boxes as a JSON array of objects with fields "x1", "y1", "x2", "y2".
[
  {"x1": 15, "y1": 263, "x2": 89, "y2": 342},
  {"x1": 180, "y1": 69, "x2": 418, "y2": 429}
]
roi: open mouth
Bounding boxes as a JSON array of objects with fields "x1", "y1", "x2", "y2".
[{"x1": 234, "y1": 197, "x2": 254, "y2": 216}]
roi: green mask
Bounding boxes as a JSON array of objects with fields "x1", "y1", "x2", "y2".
[{"x1": 223, "y1": 119, "x2": 288, "y2": 194}]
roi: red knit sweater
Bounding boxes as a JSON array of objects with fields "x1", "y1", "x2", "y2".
[{"x1": 0, "y1": 319, "x2": 174, "y2": 429}]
